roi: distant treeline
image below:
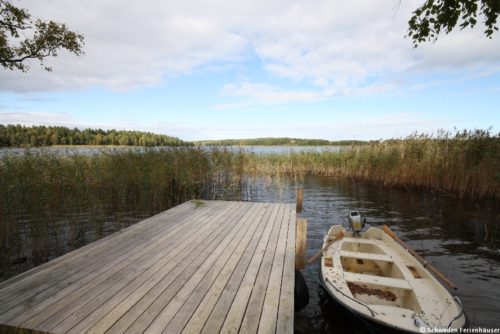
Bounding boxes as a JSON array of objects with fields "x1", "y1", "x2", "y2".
[
  {"x1": 0, "y1": 124, "x2": 188, "y2": 147},
  {"x1": 197, "y1": 137, "x2": 372, "y2": 146}
]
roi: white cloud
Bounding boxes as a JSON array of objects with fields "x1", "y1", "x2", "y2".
[
  {"x1": 0, "y1": 0, "x2": 499, "y2": 96},
  {"x1": 245, "y1": 3, "x2": 414, "y2": 86},
  {"x1": 182, "y1": 112, "x2": 458, "y2": 140},
  {"x1": 0, "y1": 0, "x2": 247, "y2": 92},
  {"x1": 214, "y1": 80, "x2": 397, "y2": 107},
  {"x1": 222, "y1": 82, "x2": 326, "y2": 103},
  {"x1": 272, "y1": 112, "x2": 459, "y2": 140},
  {"x1": 0, "y1": 112, "x2": 75, "y2": 125},
  {"x1": 413, "y1": 30, "x2": 500, "y2": 71}
]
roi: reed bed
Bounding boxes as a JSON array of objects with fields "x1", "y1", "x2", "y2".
[
  {"x1": 0, "y1": 130, "x2": 498, "y2": 280},
  {"x1": 0, "y1": 148, "x2": 240, "y2": 279},
  {"x1": 240, "y1": 130, "x2": 500, "y2": 198}
]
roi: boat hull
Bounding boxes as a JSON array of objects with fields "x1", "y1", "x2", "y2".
[
  {"x1": 318, "y1": 271, "x2": 465, "y2": 334},
  {"x1": 319, "y1": 225, "x2": 467, "y2": 333}
]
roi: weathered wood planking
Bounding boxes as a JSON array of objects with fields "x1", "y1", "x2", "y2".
[{"x1": 0, "y1": 200, "x2": 296, "y2": 334}]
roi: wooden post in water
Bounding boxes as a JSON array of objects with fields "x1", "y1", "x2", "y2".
[
  {"x1": 296, "y1": 187, "x2": 303, "y2": 213},
  {"x1": 295, "y1": 218, "x2": 307, "y2": 270}
]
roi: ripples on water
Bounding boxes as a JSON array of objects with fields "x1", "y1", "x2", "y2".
[
  {"x1": 0, "y1": 145, "x2": 347, "y2": 159},
  {"x1": 0, "y1": 146, "x2": 169, "y2": 158},
  {"x1": 1, "y1": 170, "x2": 498, "y2": 330},
  {"x1": 240, "y1": 175, "x2": 500, "y2": 331}
]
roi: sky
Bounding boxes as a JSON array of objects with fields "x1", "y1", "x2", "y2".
[{"x1": 1, "y1": 0, "x2": 499, "y2": 141}]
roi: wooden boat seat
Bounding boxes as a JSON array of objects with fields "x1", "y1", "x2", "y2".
[
  {"x1": 343, "y1": 272, "x2": 412, "y2": 290},
  {"x1": 342, "y1": 237, "x2": 377, "y2": 244},
  {"x1": 340, "y1": 250, "x2": 392, "y2": 262}
]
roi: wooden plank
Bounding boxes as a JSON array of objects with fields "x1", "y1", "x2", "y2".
[
  {"x1": 0, "y1": 201, "x2": 192, "y2": 291},
  {"x1": 277, "y1": 204, "x2": 296, "y2": 334},
  {"x1": 339, "y1": 250, "x2": 393, "y2": 262},
  {"x1": 257, "y1": 203, "x2": 290, "y2": 333},
  {"x1": 0, "y1": 201, "x2": 196, "y2": 314},
  {"x1": 34, "y1": 202, "x2": 239, "y2": 333},
  {"x1": 143, "y1": 202, "x2": 263, "y2": 333},
  {"x1": 8, "y1": 202, "x2": 221, "y2": 326},
  {"x1": 196, "y1": 204, "x2": 280, "y2": 334},
  {"x1": 343, "y1": 272, "x2": 412, "y2": 290},
  {"x1": 84, "y1": 202, "x2": 244, "y2": 334},
  {"x1": 163, "y1": 203, "x2": 270, "y2": 333},
  {"x1": 0, "y1": 200, "x2": 296, "y2": 334},
  {"x1": 2, "y1": 201, "x2": 226, "y2": 327},
  {"x1": 3, "y1": 201, "x2": 220, "y2": 324},
  {"x1": 342, "y1": 237, "x2": 376, "y2": 244},
  {"x1": 295, "y1": 218, "x2": 307, "y2": 270},
  {"x1": 105, "y1": 202, "x2": 255, "y2": 334},
  {"x1": 220, "y1": 204, "x2": 284, "y2": 334},
  {"x1": 63, "y1": 201, "x2": 247, "y2": 334}
]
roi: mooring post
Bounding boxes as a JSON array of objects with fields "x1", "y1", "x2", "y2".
[
  {"x1": 296, "y1": 187, "x2": 303, "y2": 213},
  {"x1": 295, "y1": 218, "x2": 308, "y2": 270}
]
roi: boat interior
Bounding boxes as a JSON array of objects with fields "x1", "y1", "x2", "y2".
[{"x1": 336, "y1": 238, "x2": 423, "y2": 311}]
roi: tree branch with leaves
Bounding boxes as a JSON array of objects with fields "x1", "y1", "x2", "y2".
[
  {"x1": 0, "y1": 0, "x2": 84, "y2": 72},
  {"x1": 408, "y1": 0, "x2": 499, "y2": 47}
]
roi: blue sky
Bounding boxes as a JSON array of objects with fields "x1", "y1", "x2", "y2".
[{"x1": 1, "y1": 0, "x2": 499, "y2": 141}]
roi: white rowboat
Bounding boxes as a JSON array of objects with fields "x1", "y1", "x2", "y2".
[{"x1": 320, "y1": 216, "x2": 467, "y2": 333}]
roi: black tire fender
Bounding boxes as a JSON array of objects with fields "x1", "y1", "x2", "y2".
[{"x1": 295, "y1": 269, "x2": 309, "y2": 312}]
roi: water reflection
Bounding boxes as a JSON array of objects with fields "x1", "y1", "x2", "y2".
[
  {"x1": 0, "y1": 146, "x2": 173, "y2": 158},
  {"x1": 240, "y1": 175, "x2": 500, "y2": 330},
  {"x1": 0, "y1": 145, "x2": 348, "y2": 158},
  {"x1": 1, "y1": 172, "x2": 498, "y2": 329}
]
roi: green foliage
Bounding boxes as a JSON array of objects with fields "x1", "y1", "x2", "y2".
[
  {"x1": 408, "y1": 0, "x2": 499, "y2": 47},
  {"x1": 191, "y1": 199, "x2": 206, "y2": 208},
  {"x1": 0, "y1": 0, "x2": 84, "y2": 71},
  {"x1": 0, "y1": 124, "x2": 189, "y2": 147}
]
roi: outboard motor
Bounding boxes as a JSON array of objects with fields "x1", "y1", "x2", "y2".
[{"x1": 348, "y1": 211, "x2": 366, "y2": 235}]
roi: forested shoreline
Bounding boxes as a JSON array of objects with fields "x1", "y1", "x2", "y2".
[
  {"x1": 1, "y1": 124, "x2": 371, "y2": 147},
  {"x1": 196, "y1": 138, "x2": 371, "y2": 146},
  {"x1": 0, "y1": 124, "x2": 188, "y2": 147}
]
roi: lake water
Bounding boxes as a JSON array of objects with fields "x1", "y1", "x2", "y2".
[
  {"x1": 0, "y1": 166, "x2": 498, "y2": 331},
  {"x1": 237, "y1": 175, "x2": 500, "y2": 332},
  {"x1": 0, "y1": 145, "x2": 348, "y2": 158},
  {"x1": 0, "y1": 146, "x2": 165, "y2": 158},
  {"x1": 219, "y1": 145, "x2": 348, "y2": 154}
]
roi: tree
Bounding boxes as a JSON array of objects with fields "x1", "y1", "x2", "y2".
[
  {"x1": 0, "y1": 0, "x2": 84, "y2": 72},
  {"x1": 408, "y1": 0, "x2": 499, "y2": 47}
]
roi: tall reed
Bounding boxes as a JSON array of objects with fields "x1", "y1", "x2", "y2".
[
  {"x1": 0, "y1": 148, "x2": 221, "y2": 279},
  {"x1": 1, "y1": 130, "x2": 498, "y2": 281},
  {"x1": 239, "y1": 130, "x2": 500, "y2": 198}
]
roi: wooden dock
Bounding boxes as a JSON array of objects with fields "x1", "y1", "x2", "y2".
[{"x1": 0, "y1": 200, "x2": 296, "y2": 333}]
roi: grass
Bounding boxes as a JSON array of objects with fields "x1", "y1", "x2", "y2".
[
  {"x1": 191, "y1": 199, "x2": 206, "y2": 208},
  {"x1": 0, "y1": 129, "x2": 498, "y2": 281},
  {"x1": 239, "y1": 129, "x2": 500, "y2": 198},
  {"x1": 0, "y1": 147, "x2": 238, "y2": 279}
]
